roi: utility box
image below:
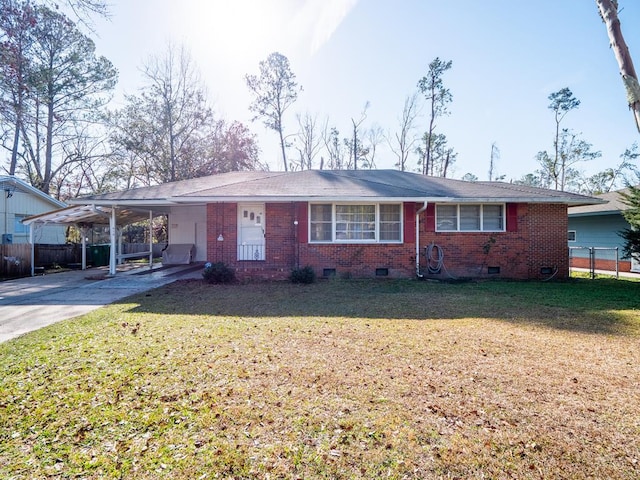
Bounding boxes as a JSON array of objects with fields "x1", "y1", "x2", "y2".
[{"x1": 1, "y1": 234, "x2": 13, "y2": 244}]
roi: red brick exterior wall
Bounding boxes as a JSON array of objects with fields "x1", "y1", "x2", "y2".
[
  {"x1": 205, "y1": 201, "x2": 570, "y2": 280},
  {"x1": 569, "y1": 257, "x2": 632, "y2": 272},
  {"x1": 418, "y1": 203, "x2": 569, "y2": 280}
]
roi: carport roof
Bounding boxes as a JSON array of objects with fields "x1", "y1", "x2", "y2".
[{"x1": 23, "y1": 204, "x2": 156, "y2": 226}]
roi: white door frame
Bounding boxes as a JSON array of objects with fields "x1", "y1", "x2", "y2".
[{"x1": 237, "y1": 203, "x2": 265, "y2": 261}]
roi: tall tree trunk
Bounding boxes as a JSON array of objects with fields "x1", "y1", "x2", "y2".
[
  {"x1": 278, "y1": 127, "x2": 288, "y2": 171},
  {"x1": 425, "y1": 98, "x2": 435, "y2": 176},
  {"x1": 44, "y1": 95, "x2": 54, "y2": 195},
  {"x1": 596, "y1": 0, "x2": 640, "y2": 133},
  {"x1": 352, "y1": 120, "x2": 358, "y2": 170},
  {"x1": 9, "y1": 122, "x2": 20, "y2": 176}
]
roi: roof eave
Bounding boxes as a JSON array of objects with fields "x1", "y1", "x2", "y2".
[
  {"x1": 67, "y1": 199, "x2": 176, "y2": 207},
  {"x1": 169, "y1": 195, "x2": 602, "y2": 205}
]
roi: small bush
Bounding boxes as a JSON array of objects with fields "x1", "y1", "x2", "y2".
[
  {"x1": 290, "y1": 265, "x2": 316, "y2": 284},
  {"x1": 202, "y1": 262, "x2": 235, "y2": 284}
]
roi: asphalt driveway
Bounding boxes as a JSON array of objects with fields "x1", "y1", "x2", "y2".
[{"x1": 0, "y1": 264, "x2": 202, "y2": 343}]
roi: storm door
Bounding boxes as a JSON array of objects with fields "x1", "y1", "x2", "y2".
[{"x1": 237, "y1": 203, "x2": 265, "y2": 261}]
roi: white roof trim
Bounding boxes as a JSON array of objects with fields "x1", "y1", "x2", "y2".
[{"x1": 0, "y1": 176, "x2": 66, "y2": 208}]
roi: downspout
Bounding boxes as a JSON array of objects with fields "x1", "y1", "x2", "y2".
[{"x1": 416, "y1": 201, "x2": 428, "y2": 278}]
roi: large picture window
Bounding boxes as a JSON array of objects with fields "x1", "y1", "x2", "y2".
[
  {"x1": 310, "y1": 203, "x2": 402, "y2": 243},
  {"x1": 436, "y1": 204, "x2": 505, "y2": 232}
]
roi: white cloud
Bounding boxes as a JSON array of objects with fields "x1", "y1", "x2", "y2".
[{"x1": 291, "y1": 0, "x2": 359, "y2": 56}]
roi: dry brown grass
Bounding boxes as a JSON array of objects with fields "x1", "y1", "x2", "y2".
[{"x1": 0, "y1": 278, "x2": 639, "y2": 479}]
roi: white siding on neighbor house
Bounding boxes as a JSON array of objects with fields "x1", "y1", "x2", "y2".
[
  {"x1": 167, "y1": 205, "x2": 207, "y2": 261},
  {"x1": 1, "y1": 189, "x2": 66, "y2": 244},
  {"x1": 568, "y1": 213, "x2": 630, "y2": 260}
]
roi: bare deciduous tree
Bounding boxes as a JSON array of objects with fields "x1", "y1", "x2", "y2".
[
  {"x1": 388, "y1": 92, "x2": 420, "y2": 171},
  {"x1": 321, "y1": 124, "x2": 345, "y2": 170},
  {"x1": 294, "y1": 112, "x2": 322, "y2": 170},
  {"x1": 110, "y1": 44, "x2": 217, "y2": 185}
]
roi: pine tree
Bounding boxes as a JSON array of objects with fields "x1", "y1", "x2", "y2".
[{"x1": 619, "y1": 185, "x2": 640, "y2": 262}]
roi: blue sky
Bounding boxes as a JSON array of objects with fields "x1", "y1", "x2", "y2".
[{"x1": 93, "y1": 0, "x2": 640, "y2": 182}]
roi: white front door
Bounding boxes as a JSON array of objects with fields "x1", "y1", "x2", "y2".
[
  {"x1": 631, "y1": 255, "x2": 640, "y2": 273},
  {"x1": 238, "y1": 203, "x2": 265, "y2": 260}
]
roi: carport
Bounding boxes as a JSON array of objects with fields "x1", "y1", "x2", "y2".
[{"x1": 23, "y1": 204, "x2": 163, "y2": 277}]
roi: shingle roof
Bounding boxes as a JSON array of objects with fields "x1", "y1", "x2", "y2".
[
  {"x1": 72, "y1": 170, "x2": 602, "y2": 206},
  {"x1": 568, "y1": 188, "x2": 632, "y2": 216}
]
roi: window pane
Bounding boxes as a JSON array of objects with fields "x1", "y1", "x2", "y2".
[
  {"x1": 482, "y1": 205, "x2": 503, "y2": 230},
  {"x1": 14, "y1": 215, "x2": 28, "y2": 234},
  {"x1": 310, "y1": 204, "x2": 332, "y2": 221},
  {"x1": 460, "y1": 205, "x2": 481, "y2": 231},
  {"x1": 336, "y1": 205, "x2": 375, "y2": 240},
  {"x1": 437, "y1": 205, "x2": 457, "y2": 231},
  {"x1": 311, "y1": 223, "x2": 332, "y2": 241},
  {"x1": 310, "y1": 204, "x2": 332, "y2": 241},
  {"x1": 379, "y1": 204, "x2": 401, "y2": 241}
]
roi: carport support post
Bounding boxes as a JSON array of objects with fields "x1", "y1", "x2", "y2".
[
  {"x1": 109, "y1": 207, "x2": 117, "y2": 276},
  {"x1": 29, "y1": 224, "x2": 34, "y2": 277},
  {"x1": 117, "y1": 228, "x2": 123, "y2": 265},
  {"x1": 81, "y1": 227, "x2": 87, "y2": 270},
  {"x1": 148, "y1": 210, "x2": 153, "y2": 269}
]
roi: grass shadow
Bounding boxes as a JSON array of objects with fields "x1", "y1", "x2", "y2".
[{"x1": 122, "y1": 277, "x2": 640, "y2": 336}]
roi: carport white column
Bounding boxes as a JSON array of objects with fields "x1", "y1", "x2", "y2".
[
  {"x1": 109, "y1": 206, "x2": 117, "y2": 276},
  {"x1": 30, "y1": 224, "x2": 34, "y2": 277},
  {"x1": 149, "y1": 210, "x2": 153, "y2": 269},
  {"x1": 81, "y1": 226, "x2": 87, "y2": 270}
]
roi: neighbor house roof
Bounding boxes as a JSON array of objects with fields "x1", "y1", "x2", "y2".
[
  {"x1": 568, "y1": 188, "x2": 633, "y2": 217},
  {"x1": 70, "y1": 170, "x2": 603, "y2": 206},
  {"x1": 0, "y1": 176, "x2": 66, "y2": 208}
]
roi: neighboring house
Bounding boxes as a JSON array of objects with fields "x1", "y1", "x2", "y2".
[
  {"x1": 53, "y1": 170, "x2": 599, "y2": 280},
  {"x1": 568, "y1": 188, "x2": 640, "y2": 273},
  {"x1": 0, "y1": 176, "x2": 66, "y2": 245}
]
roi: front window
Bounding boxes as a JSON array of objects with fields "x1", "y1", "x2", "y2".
[
  {"x1": 310, "y1": 203, "x2": 402, "y2": 243},
  {"x1": 436, "y1": 204, "x2": 505, "y2": 232},
  {"x1": 568, "y1": 230, "x2": 576, "y2": 242}
]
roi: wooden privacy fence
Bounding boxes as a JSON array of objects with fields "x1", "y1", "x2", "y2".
[
  {"x1": 36, "y1": 244, "x2": 82, "y2": 267},
  {"x1": 0, "y1": 243, "x2": 164, "y2": 280},
  {"x1": 0, "y1": 244, "x2": 32, "y2": 279}
]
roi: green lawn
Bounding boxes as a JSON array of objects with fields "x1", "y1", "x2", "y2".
[{"x1": 1, "y1": 277, "x2": 639, "y2": 479}]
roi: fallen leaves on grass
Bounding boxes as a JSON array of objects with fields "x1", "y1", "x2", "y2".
[{"x1": 0, "y1": 279, "x2": 639, "y2": 479}]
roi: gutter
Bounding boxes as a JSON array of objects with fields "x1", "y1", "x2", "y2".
[{"x1": 415, "y1": 201, "x2": 428, "y2": 278}]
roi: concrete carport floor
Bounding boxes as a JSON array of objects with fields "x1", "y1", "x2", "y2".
[{"x1": 0, "y1": 263, "x2": 203, "y2": 343}]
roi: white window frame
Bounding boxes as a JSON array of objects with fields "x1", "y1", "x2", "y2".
[
  {"x1": 568, "y1": 230, "x2": 576, "y2": 242},
  {"x1": 309, "y1": 203, "x2": 403, "y2": 243},
  {"x1": 435, "y1": 203, "x2": 506, "y2": 232}
]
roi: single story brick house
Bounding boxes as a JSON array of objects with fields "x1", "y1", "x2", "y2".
[
  {"x1": 60, "y1": 170, "x2": 600, "y2": 280},
  {"x1": 568, "y1": 188, "x2": 640, "y2": 273}
]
